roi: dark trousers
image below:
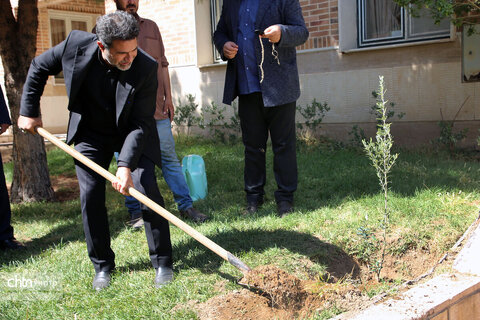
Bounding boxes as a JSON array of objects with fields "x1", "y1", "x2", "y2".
[
  {"x1": 74, "y1": 134, "x2": 172, "y2": 273},
  {"x1": 238, "y1": 92, "x2": 297, "y2": 204},
  {"x1": 0, "y1": 152, "x2": 13, "y2": 241}
]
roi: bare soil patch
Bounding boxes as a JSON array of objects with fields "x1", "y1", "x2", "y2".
[
  {"x1": 6, "y1": 174, "x2": 79, "y2": 202},
  {"x1": 51, "y1": 174, "x2": 79, "y2": 202},
  {"x1": 187, "y1": 245, "x2": 450, "y2": 320}
]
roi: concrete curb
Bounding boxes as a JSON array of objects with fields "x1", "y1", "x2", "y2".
[{"x1": 334, "y1": 222, "x2": 480, "y2": 320}]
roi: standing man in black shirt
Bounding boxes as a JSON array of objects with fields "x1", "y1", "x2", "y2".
[{"x1": 18, "y1": 11, "x2": 174, "y2": 290}]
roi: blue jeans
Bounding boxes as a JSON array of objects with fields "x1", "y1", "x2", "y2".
[{"x1": 118, "y1": 119, "x2": 193, "y2": 217}]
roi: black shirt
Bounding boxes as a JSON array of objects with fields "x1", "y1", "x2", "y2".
[{"x1": 78, "y1": 48, "x2": 120, "y2": 140}]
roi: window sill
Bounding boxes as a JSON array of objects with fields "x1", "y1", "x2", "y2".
[
  {"x1": 341, "y1": 35, "x2": 456, "y2": 54},
  {"x1": 198, "y1": 61, "x2": 227, "y2": 69},
  {"x1": 297, "y1": 46, "x2": 339, "y2": 54}
]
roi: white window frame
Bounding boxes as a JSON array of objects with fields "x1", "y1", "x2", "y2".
[
  {"x1": 357, "y1": 1, "x2": 451, "y2": 48},
  {"x1": 210, "y1": 0, "x2": 223, "y2": 62},
  {"x1": 338, "y1": 0, "x2": 454, "y2": 53},
  {"x1": 48, "y1": 10, "x2": 98, "y2": 85}
]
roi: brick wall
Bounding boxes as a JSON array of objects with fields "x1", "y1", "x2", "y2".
[
  {"x1": 105, "y1": 0, "x2": 339, "y2": 66},
  {"x1": 29, "y1": 0, "x2": 339, "y2": 69},
  {"x1": 105, "y1": 0, "x2": 196, "y2": 66},
  {"x1": 299, "y1": 0, "x2": 339, "y2": 50},
  {"x1": 36, "y1": 0, "x2": 105, "y2": 55}
]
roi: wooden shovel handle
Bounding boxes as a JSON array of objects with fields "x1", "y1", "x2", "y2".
[{"x1": 36, "y1": 127, "x2": 251, "y2": 274}]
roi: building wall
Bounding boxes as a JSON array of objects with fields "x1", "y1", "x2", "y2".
[
  {"x1": 37, "y1": 0, "x2": 105, "y2": 55},
  {"x1": 3, "y1": 0, "x2": 476, "y2": 147},
  {"x1": 0, "y1": 0, "x2": 104, "y2": 137},
  {"x1": 36, "y1": 0, "x2": 104, "y2": 133},
  {"x1": 106, "y1": 0, "x2": 197, "y2": 66},
  {"x1": 126, "y1": 0, "x2": 472, "y2": 146},
  {"x1": 155, "y1": 0, "x2": 475, "y2": 147},
  {"x1": 298, "y1": 0, "x2": 338, "y2": 50}
]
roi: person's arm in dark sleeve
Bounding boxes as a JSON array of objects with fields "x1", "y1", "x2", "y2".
[
  {"x1": 267, "y1": 0, "x2": 309, "y2": 48},
  {"x1": 0, "y1": 86, "x2": 11, "y2": 135},
  {"x1": 0, "y1": 86, "x2": 11, "y2": 125},
  {"x1": 20, "y1": 39, "x2": 66, "y2": 118},
  {"x1": 18, "y1": 34, "x2": 68, "y2": 133},
  {"x1": 213, "y1": 3, "x2": 233, "y2": 61}
]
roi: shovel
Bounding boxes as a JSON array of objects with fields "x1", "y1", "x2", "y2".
[{"x1": 36, "y1": 127, "x2": 251, "y2": 275}]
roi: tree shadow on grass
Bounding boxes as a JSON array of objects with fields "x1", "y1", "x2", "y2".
[
  {"x1": 1, "y1": 194, "x2": 136, "y2": 267},
  {"x1": 0, "y1": 221, "x2": 83, "y2": 265},
  {"x1": 169, "y1": 228, "x2": 360, "y2": 282},
  {"x1": 205, "y1": 148, "x2": 480, "y2": 215},
  {"x1": 5, "y1": 146, "x2": 479, "y2": 278}
]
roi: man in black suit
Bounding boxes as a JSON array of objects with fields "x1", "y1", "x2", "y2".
[
  {"x1": 0, "y1": 86, "x2": 23, "y2": 250},
  {"x1": 18, "y1": 11, "x2": 173, "y2": 290}
]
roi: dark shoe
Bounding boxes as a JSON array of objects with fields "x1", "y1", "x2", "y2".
[
  {"x1": 92, "y1": 271, "x2": 111, "y2": 291},
  {"x1": 180, "y1": 207, "x2": 209, "y2": 223},
  {"x1": 129, "y1": 217, "x2": 144, "y2": 229},
  {"x1": 277, "y1": 201, "x2": 294, "y2": 217},
  {"x1": 0, "y1": 238, "x2": 24, "y2": 250},
  {"x1": 127, "y1": 213, "x2": 144, "y2": 229},
  {"x1": 155, "y1": 266, "x2": 173, "y2": 288},
  {"x1": 244, "y1": 199, "x2": 264, "y2": 214}
]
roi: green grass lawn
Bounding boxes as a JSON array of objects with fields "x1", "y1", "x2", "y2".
[{"x1": 1, "y1": 139, "x2": 479, "y2": 319}]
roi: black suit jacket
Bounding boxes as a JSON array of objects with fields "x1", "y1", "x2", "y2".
[
  {"x1": 20, "y1": 30, "x2": 161, "y2": 170},
  {"x1": 0, "y1": 86, "x2": 11, "y2": 125}
]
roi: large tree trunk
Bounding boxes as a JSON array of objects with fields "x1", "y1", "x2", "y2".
[{"x1": 0, "y1": 0, "x2": 54, "y2": 202}]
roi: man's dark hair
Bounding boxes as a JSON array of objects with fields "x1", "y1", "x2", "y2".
[{"x1": 96, "y1": 11, "x2": 139, "y2": 49}]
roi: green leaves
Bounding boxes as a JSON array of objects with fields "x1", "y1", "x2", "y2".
[
  {"x1": 395, "y1": 0, "x2": 480, "y2": 32},
  {"x1": 173, "y1": 94, "x2": 203, "y2": 138},
  {"x1": 363, "y1": 76, "x2": 398, "y2": 194},
  {"x1": 361, "y1": 76, "x2": 399, "y2": 280}
]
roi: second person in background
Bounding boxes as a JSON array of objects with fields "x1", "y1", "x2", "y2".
[{"x1": 213, "y1": 0, "x2": 309, "y2": 217}]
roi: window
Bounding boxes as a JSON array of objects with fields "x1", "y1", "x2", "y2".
[
  {"x1": 358, "y1": 0, "x2": 451, "y2": 47},
  {"x1": 48, "y1": 11, "x2": 97, "y2": 83},
  {"x1": 210, "y1": 0, "x2": 223, "y2": 62}
]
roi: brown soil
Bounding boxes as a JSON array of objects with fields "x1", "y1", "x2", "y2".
[
  {"x1": 2, "y1": 145, "x2": 79, "y2": 203},
  {"x1": 184, "y1": 243, "x2": 454, "y2": 320},
  {"x1": 192, "y1": 265, "x2": 376, "y2": 320},
  {"x1": 6, "y1": 174, "x2": 79, "y2": 202},
  {"x1": 50, "y1": 175, "x2": 79, "y2": 202}
]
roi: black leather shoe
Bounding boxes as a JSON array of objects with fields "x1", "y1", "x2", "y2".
[
  {"x1": 244, "y1": 199, "x2": 263, "y2": 214},
  {"x1": 277, "y1": 201, "x2": 294, "y2": 217},
  {"x1": 92, "y1": 271, "x2": 111, "y2": 291},
  {"x1": 128, "y1": 217, "x2": 144, "y2": 229},
  {"x1": 127, "y1": 212, "x2": 144, "y2": 229},
  {"x1": 155, "y1": 266, "x2": 173, "y2": 288},
  {"x1": 0, "y1": 238, "x2": 24, "y2": 250},
  {"x1": 180, "y1": 207, "x2": 209, "y2": 223}
]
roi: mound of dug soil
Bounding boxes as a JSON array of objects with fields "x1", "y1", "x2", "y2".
[
  {"x1": 239, "y1": 265, "x2": 307, "y2": 310},
  {"x1": 191, "y1": 265, "x2": 373, "y2": 320}
]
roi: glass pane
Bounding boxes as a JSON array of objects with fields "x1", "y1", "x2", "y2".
[
  {"x1": 214, "y1": 0, "x2": 223, "y2": 23},
  {"x1": 211, "y1": 0, "x2": 223, "y2": 61},
  {"x1": 50, "y1": 19, "x2": 66, "y2": 46},
  {"x1": 363, "y1": 0, "x2": 402, "y2": 40},
  {"x1": 71, "y1": 20, "x2": 88, "y2": 32},
  {"x1": 409, "y1": 8, "x2": 450, "y2": 37}
]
